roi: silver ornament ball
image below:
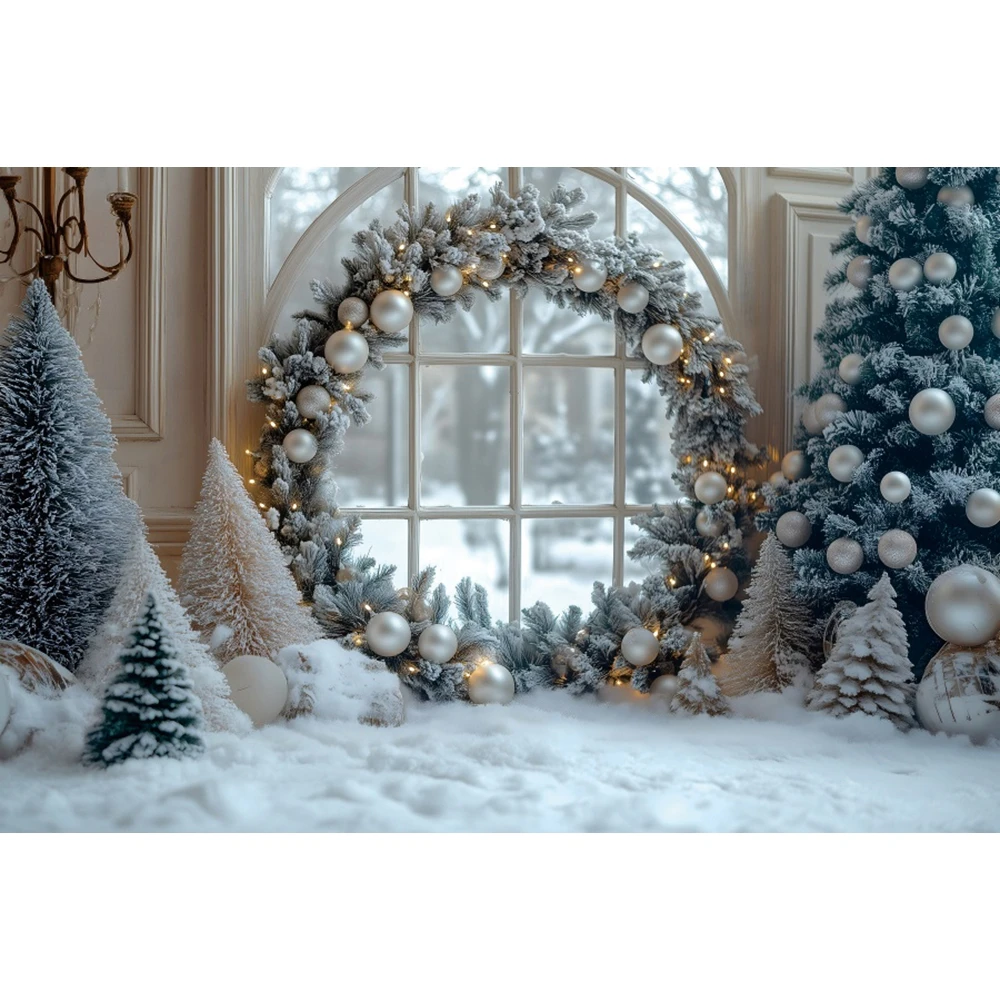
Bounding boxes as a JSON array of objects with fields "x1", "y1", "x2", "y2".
[
  {"x1": 880, "y1": 471, "x2": 911, "y2": 504},
  {"x1": 476, "y1": 257, "x2": 504, "y2": 281},
  {"x1": 429, "y1": 264, "x2": 464, "y2": 297},
  {"x1": 324, "y1": 329, "x2": 370, "y2": 374},
  {"x1": 768, "y1": 471, "x2": 787, "y2": 489},
  {"x1": 694, "y1": 471, "x2": 728, "y2": 505},
  {"x1": 571, "y1": 259, "x2": 608, "y2": 293},
  {"x1": 937, "y1": 185, "x2": 975, "y2": 206},
  {"x1": 838, "y1": 353, "x2": 865, "y2": 386},
  {"x1": 925, "y1": 565, "x2": 1000, "y2": 647},
  {"x1": 775, "y1": 511, "x2": 812, "y2": 548},
  {"x1": 369, "y1": 289, "x2": 414, "y2": 333},
  {"x1": 877, "y1": 529, "x2": 917, "y2": 569},
  {"x1": 703, "y1": 567, "x2": 738, "y2": 602},
  {"x1": 845, "y1": 255, "x2": 872, "y2": 289},
  {"x1": 641, "y1": 323, "x2": 684, "y2": 366},
  {"x1": 695, "y1": 509, "x2": 724, "y2": 538},
  {"x1": 855, "y1": 215, "x2": 873, "y2": 246},
  {"x1": 365, "y1": 611, "x2": 412, "y2": 658},
  {"x1": 294, "y1": 384, "x2": 332, "y2": 420},
  {"x1": 814, "y1": 392, "x2": 846, "y2": 430},
  {"x1": 417, "y1": 623, "x2": 458, "y2": 664},
  {"x1": 938, "y1": 315, "x2": 974, "y2": 351},
  {"x1": 888, "y1": 258, "x2": 923, "y2": 292},
  {"x1": 895, "y1": 167, "x2": 929, "y2": 190},
  {"x1": 282, "y1": 428, "x2": 319, "y2": 464},
  {"x1": 966, "y1": 488, "x2": 1000, "y2": 528},
  {"x1": 910, "y1": 388, "x2": 956, "y2": 436},
  {"x1": 337, "y1": 296, "x2": 369, "y2": 328},
  {"x1": 801, "y1": 402, "x2": 823, "y2": 436},
  {"x1": 649, "y1": 673, "x2": 680, "y2": 704},
  {"x1": 923, "y1": 252, "x2": 957, "y2": 285},
  {"x1": 781, "y1": 449, "x2": 808, "y2": 482},
  {"x1": 828, "y1": 444, "x2": 865, "y2": 483},
  {"x1": 916, "y1": 644, "x2": 1000, "y2": 743},
  {"x1": 467, "y1": 661, "x2": 515, "y2": 705},
  {"x1": 827, "y1": 537, "x2": 864, "y2": 575},
  {"x1": 984, "y1": 394, "x2": 1000, "y2": 430},
  {"x1": 621, "y1": 627, "x2": 660, "y2": 667},
  {"x1": 617, "y1": 281, "x2": 649, "y2": 314}
]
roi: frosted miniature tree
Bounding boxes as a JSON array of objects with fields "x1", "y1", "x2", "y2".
[
  {"x1": 179, "y1": 439, "x2": 323, "y2": 662},
  {"x1": 0, "y1": 280, "x2": 136, "y2": 670},
  {"x1": 807, "y1": 573, "x2": 915, "y2": 729},
  {"x1": 80, "y1": 521, "x2": 251, "y2": 734},
  {"x1": 84, "y1": 593, "x2": 205, "y2": 766},
  {"x1": 672, "y1": 633, "x2": 729, "y2": 716},
  {"x1": 723, "y1": 533, "x2": 816, "y2": 696}
]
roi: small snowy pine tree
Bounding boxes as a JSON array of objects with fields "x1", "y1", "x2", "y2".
[
  {"x1": 179, "y1": 439, "x2": 323, "y2": 661},
  {"x1": 84, "y1": 593, "x2": 205, "y2": 766},
  {"x1": 807, "y1": 573, "x2": 915, "y2": 729},
  {"x1": 672, "y1": 633, "x2": 729, "y2": 716}
]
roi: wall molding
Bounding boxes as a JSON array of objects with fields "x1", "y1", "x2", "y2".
[{"x1": 767, "y1": 167, "x2": 856, "y2": 184}]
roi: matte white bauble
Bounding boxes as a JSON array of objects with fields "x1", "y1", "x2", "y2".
[
  {"x1": 337, "y1": 296, "x2": 369, "y2": 328},
  {"x1": 813, "y1": 392, "x2": 846, "y2": 429},
  {"x1": 845, "y1": 255, "x2": 872, "y2": 289},
  {"x1": 429, "y1": 264, "x2": 464, "y2": 297},
  {"x1": 925, "y1": 565, "x2": 1000, "y2": 647},
  {"x1": 641, "y1": 323, "x2": 684, "y2": 366},
  {"x1": 888, "y1": 258, "x2": 923, "y2": 291},
  {"x1": 992, "y1": 310, "x2": 1000, "y2": 339},
  {"x1": 571, "y1": 259, "x2": 608, "y2": 293},
  {"x1": 966, "y1": 488, "x2": 1000, "y2": 528},
  {"x1": 909, "y1": 388, "x2": 956, "y2": 436},
  {"x1": 476, "y1": 257, "x2": 504, "y2": 281},
  {"x1": 895, "y1": 167, "x2": 929, "y2": 190},
  {"x1": 467, "y1": 661, "x2": 515, "y2": 705},
  {"x1": 617, "y1": 281, "x2": 650, "y2": 314},
  {"x1": 923, "y1": 252, "x2": 957, "y2": 285},
  {"x1": 781, "y1": 449, "x2": 808, "y2": 482},
  {"x1": 324, "y1": 329, "x2": 370, "y2": 373},
  {"x1": 694, "y1": 471, "x2": 728, "y2": 505},
  {"x1": 916, "y1": 644, "x2": 1000, "y2": 743},
  {"x1": 984, "y1": 394, "x2": 1000, "y2": 430},
  {"x1": 768, "y1": 471, "x2": 787, "y2": 489},
  {"x1": 879, "y1": 471, "x2": 911, "y2": 504},
  {"x1": 369, "y1": 289, "x2": 414, "y2": 333},
  {"x1": 365, "y1": 611, "x2": 411, "y2": 657},
  {"x1": 937, "y1": 185, "x2": 975, "y2": 206},
  {"x1": 938, "y1": 315, "x2": 974, "y2": 351},
  {"x1": 855, "y1": 215, "x2": 873, "y2": 245},
  {"x1": 775, "y1": 511, "x2": 812, "y2": 548},
  {"x1": 703, "y1": 567, "x2": 738, "y2": 602},
  {"x1": 801, "y1": 402, "x2": 823, "y2": 435},
  {"x1": 828, "y1": 444, "x2": 864, "y2": 483},
  {"x1": 838, "y1": 353, "x2": 865, "y2": 385},
  {"x1": 0, "y1": 669, "x2": 11, "y2": 737},
  {"x1": 417, "y1": 623, "x2": 459, "y2": 664},
  {"x1": 294, "y1": 384, "x2": 332, "y2": 420},
  {"x1": 282, "y1": 428, "x2": 319, "y2": 464},
  {"x1": 649, "y1": 673, "x2": 680, "y2": 704},
  {"x1": 695, "y1": 509, "x2": 724, "y2": 538},
  {"x1": 826, "y1": 538, "x2": 864, "y2": 575},
  {"x1": 221, "y1": 656, "x2": 289, "y2": 728},
  {"x1": 621, "y1": 627, "x2": 660, "y2": 667},
  {"x1": 877, "y1": 529, "x2": 917, "y2": 569}
]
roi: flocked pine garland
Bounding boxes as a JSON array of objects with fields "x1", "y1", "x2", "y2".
[{"x1": 247, "y1": 183, "x2": 765, "y2": 702}]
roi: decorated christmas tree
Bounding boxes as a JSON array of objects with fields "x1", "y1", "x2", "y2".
[
  {"x1": 84, "y1": 593, "x2": 205, "y2": 766},
  {"x1": 0, "y1": 280, "x2": 136, "y2": 671},
  {"x1": 672, "y1": 633, "x2": 729, "y2": 716}
]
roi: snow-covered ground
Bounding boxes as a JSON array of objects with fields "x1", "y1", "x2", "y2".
[{"x1": 3, "y1": 685, "x2": 999, "y2": 832}]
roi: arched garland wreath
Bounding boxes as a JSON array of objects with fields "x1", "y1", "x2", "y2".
[{"x1": 247, "y1": 183, "x2": 765, "y2": 703}]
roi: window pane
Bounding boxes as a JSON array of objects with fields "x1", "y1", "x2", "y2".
[
  {"x1": 354, "y1": 519, "x2": 409, "y2": 579},
  {"x1": 623, "y1": 519, "x2": 660, "y2": 588},
  {"x1": 420, "y1": 518, "x2": 509, "y2": 622},
  {"x1": 421, "y1": 287, "x2": 510, "y2": 354},
  {"x1": 625, "y1": 369, "x2": 681, "y2": 505},
  {"x1": 522, "y1": 288, "x2": 616, "y2": 355},
  {"x1": 420, "y1": 365, "x2": 510, "y2": 506},
  {"x1": 522, "y1": 367, "x2": 614, "y2": 505},
  {"x1": 521, "y1": 517, "x2": 614, "y2": 613},
  {"x1": 418, "y1": 167, "x2": 505, "y2": 206},
  {"x1": 334, "y1": 363, "x2": 408, "y2": 508},
  {"x1": 522, "y1": 168, "x2": 616, "y2": 241}
]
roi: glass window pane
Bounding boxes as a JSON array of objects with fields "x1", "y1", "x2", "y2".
[
  {"x1": 420, "y1": 518, "x2": 510, "y2": 622},
  {"x1": 521, "y1": 517, "x2": 614, "y2": 613},
  {"x1": 522, "y1": 367, "x2": 614, "y2": 505},
  {"x1": 354, "y1": 519, "x2": 409, "y2": 579},
  {"x1": 522, "y1": 288, "x2": 616, "y2": 355},
  {"x1": 522, "y1": 168, "x2": 616, "y2": 241},
  {"x1": 418, "y1": 167, "x2": 505, "y2": 206},
  {"x1": 625, "y1": 369, "x2": 681, "y2": 505},
  {"x1": 334, "y1": 363, "x2": 408, "y2": 508},
  {"x1": 420, "y1": 365, "x2": 510, "y2": 506},
  {"x1": 623, "y1": 519, "x2": 660, "y2": 588},
  {"x1": 421, "y1": 287, "x2": 510, "y2": 354}
]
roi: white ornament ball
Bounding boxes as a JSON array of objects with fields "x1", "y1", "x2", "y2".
[
  {"x1": 992, "y1": 310, "x2": 1000, "y2": 339},
  {"x1": 467, "y1": 661, "x2": 515, "y2": 705},
  {"x1": 984, "y1": 394, "x2": 1000, "y2": 430},
  {"x1": 221, "y1": 655, "x2": 289, "y2": 728},
  {"x1": 430, "y1": 264, "x2": 464, "y2": 297},
  {"x1": 916, "y1": 644, "x2": 1000, "y2": 743},
  {"x1": 282, "y1": 428, "x2": 319, "y2": 464},
  {"x1": 621, "y1": 627, "x2": 660, "y2": 667},
  {"x1": 417, "y1": 623, "x2": 458, "y2": 664},
  {"x1": 938, "y1": 315, "x2": 974, "y2": 351},
  {"x1": 695, "y1": 509, "x2": 724, "y2": 538},
  {"x1": 649, "y1": 673, "x2": 680, "y2": 704},
  {"x1": 925, "y1": 565, "x2": 1000, "y2": 647},
  {"x1": 324, "y1": 329, "x2": 370, "y2": 373},
  {"x1": 703, "y1": 567, "x2": 738, "y2": 602},
  {"x1": 888, "y1": 258, "x2": 923, "y2": 291},
  {"x1": 838, "y1": 353, "x2": 865, "y2": 386},
  {"x1": 571, "y1": 259, "x2": 608, "y2": 293},
  {"x1": 909, "y1": 388, "x2": 956, "y2": 436},
  {"x1": 877, "y1": 529, "x2": 917, "y2": 569},
  {"x1": 369, "y1": 289, "x2": 414, "y2": 333},
  {"x1": 294, "y1": 384, "x2": 332, "y2": 420},
  {"x1": 855, "y1": 215, "x2": 873, "y2": 246},
  {"x1": 937, "y1": 185, "x2": 975, "y2": 206},
  {"x1": 895, "y1": 167, "x2": 929, "y2": 190},
  {"x1": 814, "y1": 392, "x2": 847, "y2": 430},
  {"x1": 617, "y1": 281, "x2": 650, "y2": 314},
  {"x1": 641, "y1": 323, "x2": 684, "y2": 366},
  {"x1": 694, "y1": 471, "x2": 728, "y2": 505},
  {"x1": 768, "y1": 471, "x2": 787, "y2": 489},
  {"x1": 845, "y1": 255, "x2": 873, "y2": 289},
  {"x1": 781, "y1": 449, "x2": 808, "y2": 482},
  {"x1": 923, "y1": 252, "x2": 957, "y2": 285},
  {"x1": 337, "y1": 296, "x2": 369, "y2": 328},
  {"x1": 828, "y1": 444, "x2": 865, "y2": 483},
  {"x1": 0, "y1": 668, "x2": 11, "y2": 737},
  {"x1": 776, "y1": 511, "x2": 812, "y2": 548},
  {"x1": 365, "y1": 611, "x2": 411, "y2": 657},
  {"x1": 966, "y1": 488, "x2": 1000, "y2": 528},
  {"x1": 826, "y1": 538, "x2": 864, "y2": 575},
  {"x1": 801, "y1": 402, "x2": 823, "y2": 436},
  {"x1": 880, "y1": 471, "x2": 911, "y2": 504}
]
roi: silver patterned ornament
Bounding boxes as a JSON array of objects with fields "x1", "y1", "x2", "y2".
[
  {"x1": 938, "y1": 315, "x2": 974, "y2": 351},
  {"x1": 781, "y1": 449, "x2": 808, "y2": 482},
  {"x1": 476, "y1": 256, "x2": 504, "y2": 281},
  {"x1": 694, "y1": 471, "x2": 728, "y2": 504},
  {"x1": 966, "y1": 488, "x2": 1000, "y2": 528},
  {"x1": 430, "y1": 264, "x2": 464, "y2": 297},
  {"x1": 855, "y1": 215, "x2": 873, "y2": 245},
  {"x1": 909, "y1": 388, "x2": 956, "y2": 436},
  {"x1": 641, "y1": 323, "x2": 684, "y2": 366},
  {"x1": 895, "y1": 167, "x2": 929, "y2": 190},
  {"x1": 617, "y1": 281, "x2": 650, "y2": 314},
  {"x1": 823, "y1": 601, "x2": 858, "y2": 658},
  {"x1": 703, "y1": 567, "x2": 738, "y2": 602},
  {"x1": 365, "y1": 611, "x2": 412, "y2": 657},
  {"x1": 827, "y1": 537, "x2": 864, "y2": 575},
  {"x1": 923, "y1": 252, "x2": 957, "y2": 285},
  {"x1": 337, "y1": 296, "x2": 369, "y2": 328},
  {"x1": 828, "y1": 444, "x2": 864, "y2": 483},
  {"x1": 467, "y1": 661, "x2": 515, "y2": 705},
  {"x1": 801, "y1": 402, "x2": 823, "y2": 435},
  {"x1": 877, "y1": 529, "x2": 917, "y2": 568},
  {"x1": 294, "y1": 384, "x2": 332, "y2": 420},
  {"x1": 845, "y1": 255, "x2": 872, "y2": 289},
  {"x1": 282, "y1": 428, "x2": 319, "y2": 464},
  {"x1": 417, "y1": 623, "x2": 458, "y2": 664},
  {"x1": 649, "y1": 673, "x2": 680, "y2": 704},
  {"x1": 937, "y1": 185, "x2": 975, "y2": 206},
  {"x1": 369, "y1": 289, "x2": 414, "y2": 333},
  {"x1": 621, "y1": 627, "x2": 660, "y2": 667},
  {"x1": 571, "y1": 259, "x2": 608, "y2": 293},
  {"x1": 838, "y1": 353, "x2": 865, "y2": 385},
  {"x1": 879, "y1": 471, "x2": 911, "y2": 504},
  {"x1": 888, "y1": 258, "x2": 923, "y2": 291},
  {"x1": 324, "y1": 329, "x2": 370, "y2": 373},
  {"x1": 916, "y1": 644, "x2": 1000, "y2": 743},
  {"x1": 411, "y1": 596, "x2": 433, "y2": 622},
  {"x1": 813, "y1": 392, "x2": 846, "y2": 429},
  {"x1": 985, "y1": 395, "x2": 1000, "y2": 430},
  {"x1": 775, "y1": 511, "x2": 812, "y2": 548},
  {"x1": 925, "y1": 565, "x2": 1000, "y2": 646},
  {"x1": 695, "y1": 509, "x2": 724, "y2": 537}
]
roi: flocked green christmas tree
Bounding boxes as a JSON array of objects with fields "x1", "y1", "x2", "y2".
[{"x1": 672, "y1": 633, "x2": 729, "y2": 716}]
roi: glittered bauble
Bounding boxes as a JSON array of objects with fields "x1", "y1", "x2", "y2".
[
  {"x1": 855, "y1": 215, "x2": 873, "y2": 245},
  {"x1": 966, "y1": 488, "x2": 1000, "y2": 528},
  {"x1": 937, "y1": 185, "x2": 975, "y2": 206},
  {"x1": 826, "y1": 537, "x2": 864, "y2": 575},
  {"x1": 294, "y1": 384, "x2": 332, "y2": 420},
  {"x1": 984, "y1": 394, "x2": 1000, "y2": 430},
  {"x1": 337, "y1": 296, "x2": 369, "y2": 328},
  {"x1": 467, "y1": 661, "x2": 515, "y2": 705},
  {"x1": 417, "y1": 623, "x2": 458, "y2": 664},
  {"x1": 694, "y1": 471, "x2": 728, "y2": 505},
  {"x1": 476, "y1": 257, "x2": 504, "y2": 281},
  {"x1": 571, "y1": 259, "x2": 608, "y2": 293},
  {"x1": 923, "y1": 252, "x2": 957, "y2": 285},
  {"x1": 620, "y1": 627, "x2": 660, "y2": 667},
  {"x1": 888, "y1": 258, "x2": 922, "y2": 291},
  {"x1": 828, "y1": 444, "x2": 864, "y2": 483},
  {"x1": 813, "y1": 392, "x2": 846, "y2": 429},
  {"x1": 916, "y1": 644, "x2": 1000, "y2": 743},
  {"x1": 429, "y1": 263, "x2": 464, "y2": 297},
  {"x1": 877, "y1": 529, "x2": 917, "y2": 569},
  {"x1": 801, "y1": 402, "x2": 823, "y2": 435},
  {"x1": 879, "y1": 471, "x2": 911, "y2": 504},
  {"x1": 925, "y1": 565, "x2": 1000, "y2": 646},
  {"x1": 324, "y1": 328, "x2": 370, "y2": 373},
  {"x1": 617, "y1": 281, "x2": 649, "y2": 314},
  {"x1": 282, "y1": 428, "x2": 319, "y2": 464},
  {"x1": 365, "y1": 611, "x2": 411, "y2": 657},
  {"x1": 838, "y1": 353, "x2": 865, "y2": 385},
  {"x1": 776, "y1": 510, "x2": 812, "y2": 548},
  {"x1": 895, "y1": 167, "x2": 929, "y2": 190},
  {"x1": 641, "y1": 323, "x2": 684, "y2": 366},
  {"x1": 909, "y1": 388, "x2": 955, "y2": 436},
  {"x1": 221, "y1": 656, "x2": 289, "y2": 728},
  {"x1": 938, "y1": 315, "x2": 974, "y2": 351},
  {"x1": 845, "y1": 255, "x2": 872, "y2": 289},
  {"x1": 781, "y1": 449, "x2": 808, "y2": 482},
  {"x1": 369, "y1": 289, "x2": 414, "y2": 333},
  {"x1": 703, "y1": 567, "x2": 738, "y2": 602},
  {"x1": 649, "y1": 673, "x2": 680, "y2": 704},
  {"x1": 695, "y1": 509, "x2": 724, "y2": 537}
]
